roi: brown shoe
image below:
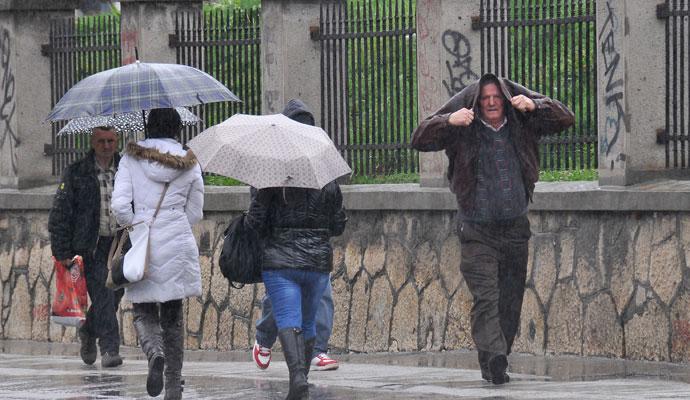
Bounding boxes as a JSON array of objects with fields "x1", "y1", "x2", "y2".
[
  {"x1": 78, "y1": 329, "x2": 97, "y2": 365},
  {"x1": 101, "y1": 352, "x2": 123, "y2": 368}
]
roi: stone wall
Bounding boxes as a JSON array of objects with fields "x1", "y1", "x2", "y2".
[{"x1": 1, "y1": 191, "x2": 690, "y2": 361}]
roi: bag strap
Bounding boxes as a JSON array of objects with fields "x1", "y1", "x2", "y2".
[
  {"x1": 152, "y1": 182, "x2": 170, "y2": 221},
  {"x1": 143, "y1": 182, "x2": 169, "y2": 278}
]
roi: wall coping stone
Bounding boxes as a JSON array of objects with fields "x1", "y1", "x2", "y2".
[
  {"x1": 119, "y1": 0, "x2": 201, "y2": 3},
  {"x1": 0, "y1": 0, "x2": 80, "y2": 11},
  {"x1": 1, "y1": 180, "x2": 688, "y2": 212}
]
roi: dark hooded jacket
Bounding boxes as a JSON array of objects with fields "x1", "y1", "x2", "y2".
[
  {"x1": 245, "y1": 99, "x2": 347, "y2": 273},
  {"x1": 411, "y1": 74, "x2": 574, "y2": 213},
  {"x1": 48, "y1": 150, "x2": 122, "y2": 260}
]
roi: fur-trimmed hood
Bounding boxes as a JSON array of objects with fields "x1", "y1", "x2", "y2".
[{"x1": 125, "y1": 139, "x2": 198, "y2": 183}]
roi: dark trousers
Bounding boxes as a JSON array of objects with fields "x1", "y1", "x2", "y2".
[
  {"x1": 458, "y1": 216, "x2": 531, "y2": 363},
  {"x1": 82, "y1": 236, "x2": 124, "y2": 355}
]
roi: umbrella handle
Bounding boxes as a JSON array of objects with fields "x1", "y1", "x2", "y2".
[{"x1": 142, "y1": 110, "x2": 147, "y2": 139}]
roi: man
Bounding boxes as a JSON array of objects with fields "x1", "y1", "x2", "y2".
[
  {"x1": 411, "y1": 74, "x2": 574, "y2": 384},
  {"x1": 252, "y1": 98, "x2": 340, "y2": 373},
  {"x1": 49, "y1": 126, "x2": 125, "y2": 368}
]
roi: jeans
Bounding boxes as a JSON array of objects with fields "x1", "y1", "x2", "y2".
[
  {"x1": 81, "y1": 236, "x2": 124, "y2": 354},
  {"x1": 260, "y1": 269, "x2": 330, "y2": 344},
  {"x1": 256, "y1": 278, "x2": 334, "y2": 357}
]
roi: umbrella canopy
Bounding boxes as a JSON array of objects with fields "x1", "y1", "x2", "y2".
[
  {"x1": 187, "y1": 113, "x2": 352, "y2": 189},
  {"x1": 57, "y1": 107, "x2": 200, "y2": 135},
  {"x1": 47, "y1": 61, "x2": 240, "y2": 121}
]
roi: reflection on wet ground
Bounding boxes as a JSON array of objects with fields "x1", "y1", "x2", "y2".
[{"x1": 1, "y1": 340, "x2": 689, "y2": 399}]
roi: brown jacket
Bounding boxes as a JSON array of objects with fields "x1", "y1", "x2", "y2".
[{"x1": 411, "y1": 74, "x2": 574, "y2": 212}]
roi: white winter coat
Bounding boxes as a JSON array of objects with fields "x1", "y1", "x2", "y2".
[{"x1": 111, "y1": 138, "x2": 204, "y2": 304}]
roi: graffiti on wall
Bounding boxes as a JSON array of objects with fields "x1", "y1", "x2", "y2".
[
  {"x1": 0, "y1": 28, "x2": 18, "y2": 175},
  {"x1": 598, "y1": 1, "x2": 626, "y2": 163},
  {"x1": 442, "y1": 30, "x2": 478, "y2": 98}
]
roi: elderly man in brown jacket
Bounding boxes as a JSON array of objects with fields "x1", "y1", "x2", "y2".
[{"x1": 411, "y1": 73, "x2": 574, "y2": 384}]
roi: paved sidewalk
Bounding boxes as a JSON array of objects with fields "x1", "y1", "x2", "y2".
[{"x1": 1, "y1": 340, "x2": 689, "y2": 399}]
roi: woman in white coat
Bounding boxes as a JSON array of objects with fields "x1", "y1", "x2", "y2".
[{"x1": 111, "y1": 108, "x2": 203, "y2": 400}]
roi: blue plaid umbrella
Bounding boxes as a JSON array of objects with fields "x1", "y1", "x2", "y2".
[{"x1": 47, "y1": 61, "x2": 240, "y2": 121}]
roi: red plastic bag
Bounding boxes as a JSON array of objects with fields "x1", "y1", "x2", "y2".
[{"x1": 50, "y1": 256, "x2": 88, "y2": 327}]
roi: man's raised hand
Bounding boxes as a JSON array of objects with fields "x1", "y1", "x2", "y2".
[
  {"x1": 510, "y1": 95, "x2": 536, "y2": 113},
  {"x1": 449, "y1": 108, "x2": 475, "y2": 127}
]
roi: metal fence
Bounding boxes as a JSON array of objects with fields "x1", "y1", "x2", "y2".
[
  {"x1": 473, "y1": 0, "x2": 597, "y2": 171},
  {"x1": 43, "y1": 15, "x2": 121, "y2": 176},
  {"x1": 658, "y1": 1, "x2": 690, "y2": 169},
  {"x1": 317, "y1": 0, "x2": 418, "y2": 178},
  {"x1": 170, "y1": 8, "x2": 261, "y2": 146}
]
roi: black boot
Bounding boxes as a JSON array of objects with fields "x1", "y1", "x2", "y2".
[
  {"x1": 478, "y1": 350, "x2": 491, "y2": 382},
  {"x1": 133, "y1": 303, "x2": 165, "y2": 397},
  {"x1": 162, "y1": 300, "x2": 184, "y2": 400},
  {"x1": 304, "y1": 337, "x2": 315, "y2": 379},
  {"x1": 488, "y1": 354, "x2": 510, "y2": 385},
  {"x1": 278, "y1": 328, "x2": 309, "y2": 400}
]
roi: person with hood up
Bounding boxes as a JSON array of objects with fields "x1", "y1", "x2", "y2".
[
  {"x1": 252, "y1": 99, "x2": 341, "y2": 374},
  {"x1": 111, "y1": 108, "x2": 204, "y2": 399},
  {"x1": 245, "y1": 99, "x2": 347, "y2": 400},
  {"x1": 411, "y1": 74, "x2": 574, "y2": 384}
]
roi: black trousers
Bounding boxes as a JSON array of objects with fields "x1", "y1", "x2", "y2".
[
  {"x1": 81, "y1": 236, "x2": 124, "y2": 354},
  {"x1": 458, "y1": 216, "x2": 531, "y2": 362}
]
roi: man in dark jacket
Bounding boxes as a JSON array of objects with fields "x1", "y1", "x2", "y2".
[
  {"x1": 412, "y1": 74, "x2": 574, "y2": 384},
  {"x1": 48, "y1": 126, "x2": 125, "y2": 368},
  {"x1": 252, "y1": 99, "x2": 341, "y2": 373}
]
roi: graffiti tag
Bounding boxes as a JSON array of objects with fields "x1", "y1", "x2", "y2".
[
  {"x1": 598, "y1": 1, "x2": 626, "y2": 159},
  {"x1": 441, "y1": 30, "x2": 478, "y2": 98},
  {"x1": 0, "y1": 28, "x2": 17, "y2": 174}
]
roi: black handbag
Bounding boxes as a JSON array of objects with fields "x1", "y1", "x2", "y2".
[{"x1": 219, "y1": 213, "x2": 263, "y2": 289}]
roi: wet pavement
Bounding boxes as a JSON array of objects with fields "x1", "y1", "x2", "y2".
[{"x1": 1, "y1": 340, "x2": 690, "y2": 399}]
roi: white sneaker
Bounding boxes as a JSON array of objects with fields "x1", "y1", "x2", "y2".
[
  {"x1": 252, "y1": 341, "x2": 271, "y2": 370},
  {"x1": 310, "y1": 353, "x2": 339, "y2": 371}
]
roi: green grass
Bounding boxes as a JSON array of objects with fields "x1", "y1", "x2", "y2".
[
  {"x1": 204, "y1": 170, "x2": 596, "y2": 186},
  {"x1": 348, "y1": 173, "x2": 420, "y2": 184},
  {"x1": 203, "y1": 175, "x2": 244, "y2": 186},
  {"x1": 539, "y1": 169, "x2": 598, "y2": 182}
]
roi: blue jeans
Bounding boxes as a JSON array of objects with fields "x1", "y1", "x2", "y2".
[{"x1": 259, "y1": 269, "x2": 331, "y2": 353}]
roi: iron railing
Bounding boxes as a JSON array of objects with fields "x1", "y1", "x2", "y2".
[
  {"x1": 317, "y1": 0, "x2": 418, "y2": 177},
  {"x1": 43, "y1": 15, "x2": 121, "y2": 176},
  {"x1": 658, "y1": 1, "x2": 690, "y2": 169},
  {"x1": 170, "y1": 8, "x2": 261, "y2": 146},
  {"x1": 473, "y1": 0, "x2": 597, "y2": 171}
]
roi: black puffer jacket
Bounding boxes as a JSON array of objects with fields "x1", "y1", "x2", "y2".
[
  {"x1": 245, "y1": 184, "x2": 347, "y2": 273},
  {"x1": 48, "y1": 150, "x2": 121, "y2": 260},
  {"x1": 244, "y1": 98, "x2": 347, "y2": 273}
]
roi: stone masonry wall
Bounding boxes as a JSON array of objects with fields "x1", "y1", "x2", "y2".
[{"x1": 1, "y1": 209, "x2": 690, "y2": 362}]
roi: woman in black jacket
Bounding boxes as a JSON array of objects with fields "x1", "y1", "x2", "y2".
[{"x1": 245, "y1": 99, "x2": 347, "y2": 400}]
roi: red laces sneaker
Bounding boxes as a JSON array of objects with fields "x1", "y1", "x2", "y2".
[
  {"x1": 310, "y1": 353, "x2": 339, "y2": 371},
  {"x1": 252, "y1": 341, "x2": 272, "y2": 370}
]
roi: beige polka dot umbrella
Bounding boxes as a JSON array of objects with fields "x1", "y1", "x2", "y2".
[{"x1": 187, "y1": 113, "x2": 352, "y2": 189}]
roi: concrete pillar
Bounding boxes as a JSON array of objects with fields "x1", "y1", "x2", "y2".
[
  {"x1": 597, "y1": 0, "x2": 668, "y2": 185},
  {"x1": 0, "y1": 0, "x2": 79, "y2": 189},
  {"x1": 416, "y1": 0, "x2": 481, "y2": 187},
  {"x1": 119, "y1": 0, "x2": 202, "y2": 65},
  {"x1": 261, "y1": 0, "x2": 321, "y2": 120}
]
